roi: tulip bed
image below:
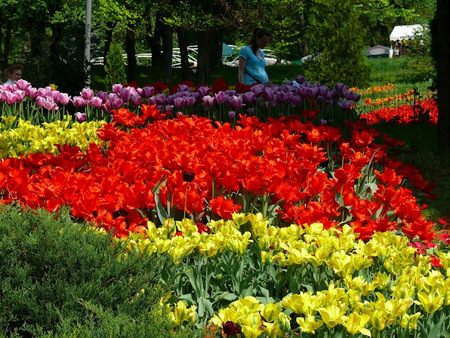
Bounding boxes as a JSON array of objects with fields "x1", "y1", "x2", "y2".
[{"x1": 0, "y1": 78, "x2": 449, "y2": 337}]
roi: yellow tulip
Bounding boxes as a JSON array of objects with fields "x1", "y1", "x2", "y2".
[
  {"x1": 154, "y1": 238, "x2": 171, "y2": 254},
  {"x1": 262, "y1": 302, "x2": 282, "y2": 322},
  {"x1": 327, "y1": 250, "x2": 354, "y2": 277},
  {"x1": 344, "y1": 275, "x2": 377, "y2": 296},
  {"x1": 282, "y1": 292, "x2": 325, "y2": 316},
  {"x1": 263, "y1": 321, "x2": 285, "y2": 337},
  {"x1": 276, "y1": 312, "x2": 292, "y2": 333},
  {"x1": 372, "y1": 272, "x2": 391, "y2": 290},
  {"x1": 308, "y1": 245, "x2": 331, "y2": 266},
  {"x1": 286, "y1": 246, "x2": 312, "y2": 265},
  {"x1": 318, "y1": 304, "x2": 347, "y2": 328},
  {"x1": 231, "y1": 297, "x2": 264, "y2": 314},
  {"x1": 351, "y1": 252, "x2": 373, "y2": 270},
  {"x1": 370, "y1": 309, "x2": 387, "y2": 331},
  {"x1": 197, "y1": 235, "x2": 222, "y2": 257},
  {"x1": 226, "y1": 231, "x2": 252, "y2": 255},
  {"x1": 296, "y1": 315, "x2": 323, "y2": 334},
  {"x1": 241, "y1": 324, "x2": 263, "y2": 338},
  {"x1": 416, "y1": 291, "x2": 444, "y2": 313},
  {"x1": 171, "y1": 301, "x2": 197, "y2": 327},
  {"x1": 436, "y1": 251, "x2": 450, "y2": 269},
  {"x1": 343, "y1": 312, "x2": 371, "y2": 336},
  {"x1": 399, "y1": 312, "x2": 421, "y2": 330}
]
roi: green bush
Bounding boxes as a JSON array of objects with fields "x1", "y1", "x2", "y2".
[
  {"x1": 0, "y1": 204, "x2": 198, "y2": 337},
  {"x1": 303, "y1": 0, "x2": 370, "y2": 88},
  {"x1": 105, "y1": 42, "x2": 127, "y2": 88}
]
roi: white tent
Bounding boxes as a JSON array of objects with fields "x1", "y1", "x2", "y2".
[{"x1": 389, "y1": 24, "x2": 425, "y2": 41}]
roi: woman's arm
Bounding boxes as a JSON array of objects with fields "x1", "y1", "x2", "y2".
[{"x1": 238, "y1": 56, "x2": 246, "y2": 84}]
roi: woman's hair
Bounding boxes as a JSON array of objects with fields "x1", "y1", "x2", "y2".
[
  {"x1": 5, "y1": 64, "x2": 23, "y2": 78},
  {"x1": 249, "y1": 28, "x2": 271, "y2": 55}
]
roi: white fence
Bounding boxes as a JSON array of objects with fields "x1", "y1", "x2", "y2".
[{"x1": 91, "y1": 45, "x2": 278, "y2": 68}]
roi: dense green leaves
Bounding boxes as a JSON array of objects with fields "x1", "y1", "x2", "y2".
[
  {"x1": 0, "y1": 204, "x2": 198, "y2": 337},
  {"x1": 303, "y1": 0, "x2": 371, "y2": 87}
]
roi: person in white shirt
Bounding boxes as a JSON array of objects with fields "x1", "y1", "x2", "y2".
[{"x1": 4, "y1": 64, "x2": 23, "y2": 85}]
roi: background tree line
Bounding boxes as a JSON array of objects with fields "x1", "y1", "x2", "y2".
[
  {"x1": 0, "y1": 0, "x2": 435, "y2": 91},
  {"x1": 1, "y1": 0, "x2": 449, "y2": 149}
]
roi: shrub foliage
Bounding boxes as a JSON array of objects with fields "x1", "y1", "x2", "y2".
[{"x1": 0, "y1": 204, "x2": 195, "y2": 337}]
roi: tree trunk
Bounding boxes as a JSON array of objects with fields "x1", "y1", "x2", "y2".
[
  {"x1": 436, "y1": 0, "x2": 450, "y2": 150},
  {"x1": 4, "y1": 19, "x2": 11, "y2": 66},
  {"x1": 0, "y1": 18, "x2": 12, "y2": 71},
  {"x1": 209, "y1": 29, "x2": 223, "y2": 71},
  {"x1": 161, "y1": 23, "x2": 173, "y2": 87},
  {"x1": 125, "y1": 24, "x2": 137, "y2": 83},
  {"x1": 0, "y1": 18, "x2": 4, "y2": 71},
  {"x1": 196, "y1": 30, "x2": 211, "y2": 85},
  {"x1": 147, "y1": 14, "x2": 164, "y2": 67},
  {"x1": 103, "y1": 21, "x2": 116, "y2": 62},
  {"x1": 177, "y1": 28, "x2": 191, "y2": 82}
]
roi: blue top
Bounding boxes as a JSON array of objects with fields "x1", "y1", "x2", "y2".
[{"x1": 239, "y1": 45, "x2": 269, "y2": 85}]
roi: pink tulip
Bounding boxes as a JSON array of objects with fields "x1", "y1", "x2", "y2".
[
  {"x1": 81, "y1": 88, "x2": 94, "y2": 100},
  {"x1": 36, "y1": 96, "x2": 46, "y2": 107},
  {"x1": 58, "y1": 93, "x2": 71, "y2": 105},
  {"x1": 74, "y1": 112, "x2": 87, "y2": 122},
  {"x1": 72, "y1": 96, "x2": 87, "y2": 107},
  {"x1": 112, "y1": 84, "x2": 122, "y2": 93},
  {"x1": 89, "y1": 97, "x2": 103, "y2": 108}
]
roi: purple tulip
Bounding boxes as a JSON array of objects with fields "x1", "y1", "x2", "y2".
[
  {"x1": 228, "y1": 95, "x2": 244, "y2": 110},
  {"x1": 247, "y1": 107, "x2": 255, "y2": 115},
  {"x1": 131, "y1": 94, "x2": 142, "y2": 106},
  {"x1": 228, "y1": 110, "x2": 236, "y2": 119},
  {"x1": 4, "y1": 92, "x2": 20, "y2": 104},
  {"x1": 37, "y1": 88, "x2": 48, "y2": 97},
  {"x1": 141, "y1": 86, "x2": 155, "y2": 98},
  {"x1": 214, "y1": 91, "x2": 227, "y2": 104},
  {"x1": 108, "y1": 95, "x2": 124, "y2": 109},
  {"x1": 251, "y1": 84, "x2": 265, "y2": 95},
  {"x1": 291, "y1": 95, "x2": 302, "y2": 107},
  {"x1": 338, "y1": 99, "x2": 352, "y2": 111},
  {"x1": 97, "y1": 91, "x2": 108, "y2": 101},
  {"x1": 155, "y1": 93, "x2": 166, "y2": 105},
  {"x1": 177, "y1": 84, "x2": 191, "y2": 92},
  {"x1": 173, "y1": 97, "x2": 185, "y2": 109},
  {"x1": 185, "y1": 95, "x2": 196, "y2": 107},
  {"x1": 295, "y1": 75, "x2": 306, "y2": 84},
  {"x1": 223, "y1": 321, "x2": 240, "y2": 336},
  {"x1": 165, "y1": 105, "x2": 174, "y2": 112},
  {"x1": 119, "y1": 87, "x2": 132, "y2": 102},
  {"x1": 242, "y1": 91, "x2": 256, "y2": 104},
  {"x1": 334, "y1": 82, "x2": 347, "y2": 94},
  {"x1": 198, "y1": 85, "x2": 211, "y2": 97},
  {"x1": 202, "y1": 95, "x2": 214, "y2": 109}
]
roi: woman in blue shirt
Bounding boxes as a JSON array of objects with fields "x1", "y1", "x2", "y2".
[{"x1": 238, "y1": 28, "x2": 271, "y2": 85}]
